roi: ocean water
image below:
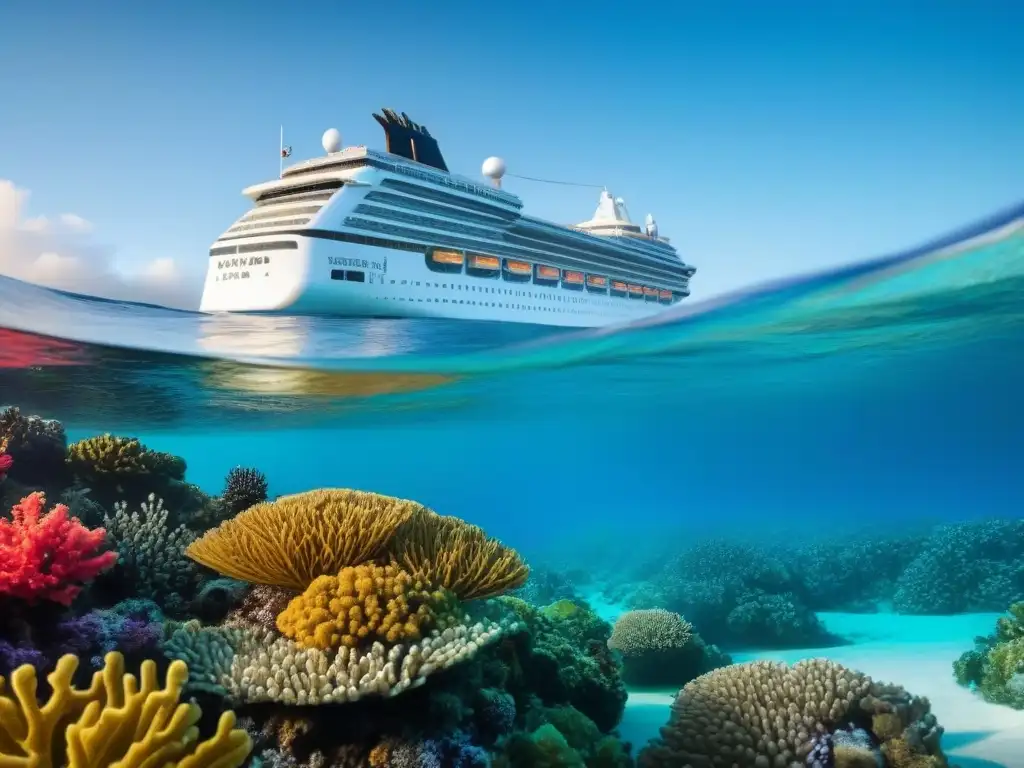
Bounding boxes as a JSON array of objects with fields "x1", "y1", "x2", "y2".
[{"x1": 1, "y1": 202, "x2": 1023, "y2": 767}]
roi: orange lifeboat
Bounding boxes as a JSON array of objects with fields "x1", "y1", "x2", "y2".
[
  {"x1": 586, "y1": 274, "x2": 608, "y2": 289},
  {"x1": 430, "y1": 248, "x2": 464, "y2": 266},
  {"x1": 562, "y1": 270, "x2": 584, "y2": 285},
  {"x1": 536, "y1": 265, "x2": 560, "y2": 281},
  {"x1": 504, "y1": 259, "x2": 532, "y2": 276},
  {"x1": 467, "y1": 253, "x2": 500, "y2": 270}
]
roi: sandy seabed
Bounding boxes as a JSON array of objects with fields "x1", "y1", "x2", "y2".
[{"x1": 610, "y1": 611, "x2": 1024, "y2": 768}]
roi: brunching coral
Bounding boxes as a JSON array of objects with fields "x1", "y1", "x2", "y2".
[{"x1": 0, "y1": 492, "x2": 117, "y2": 606}]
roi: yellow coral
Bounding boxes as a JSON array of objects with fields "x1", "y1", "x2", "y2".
[
  {"x1": 276, "y1": 563, "x2": 450, "y2": 649},
  {"x1": 185, "y1": 489, "x2": 424, "y2": 591},
  {"x1": 66, "y1": 434, "x2": 181, "y2": 478},
  {"x1": 387, "y1": 509, "x2": 529, "y2": 601},
  {"x1": 0, "y1": 651, "x2": 251, "y2": 767}
]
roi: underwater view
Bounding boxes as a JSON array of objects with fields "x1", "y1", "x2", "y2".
[{"x1": 0, "y1": 201, "x2": 1022, "y2": 768}]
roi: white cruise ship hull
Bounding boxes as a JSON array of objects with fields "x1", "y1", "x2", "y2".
[{"x1": 199, "y1": 235, "x2": 673, "y2": 328}]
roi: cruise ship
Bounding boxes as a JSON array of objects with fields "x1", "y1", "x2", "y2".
[{"x1": 199, "y1": 109, "x2": 697, "y2": 327}]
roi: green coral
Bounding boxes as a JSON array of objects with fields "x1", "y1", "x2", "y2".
[
  {"x1": 493, "y1": 598, "x2": 628, "y2": 733},
  {"x1": 953, "y1": 602, "x2": 1024, "y2": 708}
]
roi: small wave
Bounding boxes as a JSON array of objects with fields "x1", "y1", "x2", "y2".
[{"x1": 1, "y1": 201, "x2": 1022, "y2": 428}]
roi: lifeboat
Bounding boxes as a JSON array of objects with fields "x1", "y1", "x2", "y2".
[
  {"x1": 429, "y1": 248, "x2": 464, "y2": 267},
  {"x1": 610, "y1": 280, "x2": 628, "y2": 295},
  {"x1": 586, "y1": 274, "x2": 608, "y2": 290},
  {"x1": 562, "y1": 270, "x2": 584, "y2": 285},
  {"x1": 643, "y1": 286, "x2": 658, "y2": 300},
  {"x1": 467, "y1": 253, "x2": 500, "y2": 271},
  {"x1": 504, "y1": 259, "x2": 532, "y2": 276},
  {"x1": 659, "y1": 289, "x2": 673, "y2": 303},
  {"x1": 628, "y1": 284, "x2": 644, "y2": 297},
  {"x1": 535, "y1": 264, "x2": 560, "y2": 281}
]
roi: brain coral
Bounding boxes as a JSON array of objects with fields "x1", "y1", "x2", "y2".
[
  {"x1": 608, "y1": 609, "x2": 692, "y2": 656},
  {"x1": 275, "y1": 563, "x2": 455, "y2": 650},
  {"x1": 638, "y1": 658, "x2": 949, "y2": 768}
]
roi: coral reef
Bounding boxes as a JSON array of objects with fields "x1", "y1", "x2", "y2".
[
  {"x1": 953, "y1": 601, "x2": 1024, "y2": 709},
  {"x1": 608, "y1": 608, "x2": 731, "y2": 688},
  {"x1": 637, "y1": 539, "x2": 839, "y2": 649},
  {"x1": 221, "y1": 466, "x2": 269, "y2": 515},
  {"x1": 0, "y1": 492, "x2": 117, "y2": 606},
  {"x1": 496, "y1": 597, "x2": 628, "y2": 733},
  {"x1": 638, "y1": 658, "x2": 951, "y2": 768},
  {"x1": 893, "y1": 520, "x2": 1024, "y2": 614},
  {"x1": 0, "y1": 650, "x2": 251, "y2": 766}
]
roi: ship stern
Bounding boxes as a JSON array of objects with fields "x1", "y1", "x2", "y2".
[{"x1": 199, "y1": 237, "x2": 310, "y2": 313}]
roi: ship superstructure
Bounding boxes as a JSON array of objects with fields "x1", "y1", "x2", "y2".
[{"x1": 199, "y1": 108, "x2": 696, "y2": 327}]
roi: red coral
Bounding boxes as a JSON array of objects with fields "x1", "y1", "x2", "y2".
[
  {"x1": 0, "y1": 453, "x2": 11, "y2": 481},
  {"x1": 0, "y1": 492, "x2": 118, "y2": 606}
]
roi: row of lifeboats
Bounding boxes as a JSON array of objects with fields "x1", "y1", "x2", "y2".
[{"x1": 428, "y1": 248, "x2": 676, "y2": 302}]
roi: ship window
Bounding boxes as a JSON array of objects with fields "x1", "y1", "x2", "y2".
[
  {"x1": 237, "y1": 241, "x2": 296, "y2": 254},
  {"x1": 210, "y1": 245, "x2": 237, "y2": 256},
  {"x1": 346, "y1": 270, "x2": 365, "y2": 282},
  {"x1": 330, "y1": 269, "x2": 344, "y2": 281}
]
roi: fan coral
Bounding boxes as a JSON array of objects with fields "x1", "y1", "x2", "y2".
[
  {"x1": 389, "y1": 508, "x2": 529, "y2": 600},
  {"x1": 221, "y1": 466, "x2": 269, "y2": 515},
  {"x1": 608, "y1": 609, "x2": 692, "y2": 655},
  {"x1": 103, "y1": 493, "x2": 199, "y2": 613},
  {"x1": 0, "y1": 650, "x2": 251, "y2": 767},
  {"x1": 638, "y1": 659, "x2": 950, "y2": 768},
  {"x1": 0, "y1": 492, "x2": 118, "y2": 606},
  {"x1": 276, "y1": 563, "x2": 455, "y2": 650},
  {"x1": 185, "y1": 488, "x2": 425, "y2": 590}
]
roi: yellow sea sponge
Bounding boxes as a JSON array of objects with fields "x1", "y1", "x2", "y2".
[
  {"x1": 276, "y1": 563, "x2": 450, "y2": 649},
  {"x1": 387, "y1": 508, "x2": 529, "y2": 601},
  {"x1": 185, "y1": 488, "x2": 425, "y2": 591},
  {"x1": 608, "y1": 609, "x2": 693, "y2": 656},
  {"x1": 0, "y1": 650, "x2": 251, "y2": 767}
]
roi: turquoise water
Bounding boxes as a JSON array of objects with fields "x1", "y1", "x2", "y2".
[{"x1": 1, "y1": 201, "x2": 1023, "y2": 766}]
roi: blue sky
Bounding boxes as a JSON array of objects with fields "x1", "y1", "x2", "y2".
[{"x1": 1, "y1": 0, "x2": 1022, "y2": 303}]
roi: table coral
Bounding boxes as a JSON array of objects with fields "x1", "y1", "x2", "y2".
[
  {"x1": 0, "y1": 492, "x2": 117, "y2": 606},
  {"x1": 275, "y1": 563, "x2": 454, "y2": 650},
  {"x1": 0, "y1": 650, "x2": 251, "y2": 767}
]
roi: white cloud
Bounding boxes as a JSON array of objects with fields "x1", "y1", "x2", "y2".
[{"x1": 0, "y1": 179, "x2": 200, "y2": 309}]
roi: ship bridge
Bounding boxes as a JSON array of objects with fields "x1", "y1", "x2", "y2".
[{"x1": 572, "y1": 190, "x2": 670, "y2": 244}]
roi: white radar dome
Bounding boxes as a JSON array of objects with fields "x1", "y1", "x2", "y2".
[
  {"x1": 322, "y1": 128, "x2": 342, "y2": 154},
  {"x1": 482, "y1": 156, "x2": 507, "y2": 180}
]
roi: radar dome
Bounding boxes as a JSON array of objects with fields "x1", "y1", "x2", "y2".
[
  {"x1": 322, "y1": 128, "x2": 342, "y2": 154},
  {"x1": 482, "y1": 156, "x2": 507, "y2": 180}
]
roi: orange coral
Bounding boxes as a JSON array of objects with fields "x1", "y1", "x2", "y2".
[
  {"x1": 275, "y1": 563, "x2": 450, "y2": 650},
  {"x1": 185, "y1": 489, "x2": 424, "y2": 591},
  {"x1": 387, "y1": 509, "x2": 529, "y2": 601}
]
